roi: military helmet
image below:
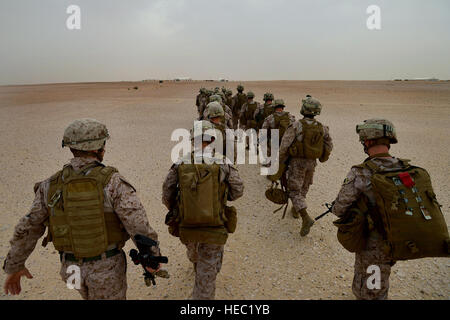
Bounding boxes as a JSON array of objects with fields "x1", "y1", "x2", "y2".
[
  {"x1": 237, "y1": 84, "x2": 244, "y2": 91},
  {"x1": 226, "y1": 89, "x2": 232, "y2": 96},
  {"x1": 263, "y1": 93, "x2": 274, "y2": 101},
  {"x1": 273, "y1": 99, "x2": 285, "y2": 108},
  {"x1": 62, "y1": 118, "x2": 109, "y2": 151},
  {"x1": 300, "y1": 96, "x2": 322, "y2": 116},
  {"x1": 247, "y1": 91, "x2": 255, "y2": 99},
  {"x1": 221, "y1": 87, "x2": 227, "y2": 94},
  {"x1": 199, "y1": 87, "x2": 206, "y2": 94},
  {"x1": 207, "y1": 101, "x2": 224, "y2": 118},
  {"x1": 209, "y1": 94, "x2": 223, "y2": 103},
  {"x1": 214, "y1": 87, "x2": 220, "y2": 93},
  {"x1": 356, "y1": 118, "x2": 398, "y2": 144},
  {"x1": 191, "y1": 120, "x2": 216, "y2": 141}
]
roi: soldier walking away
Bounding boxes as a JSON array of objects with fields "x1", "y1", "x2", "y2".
[
  {"x1": 239, "y1": 91, "x2": 260, "y2": 131},
  {"x1": 197, "y1": 88, "x2": 209, "y2": 120},
  {"x1": 231, "y1": 84, "x2": 247, "y2": 129},
  {"x1": 261, "y1": 99, "x2": 295, "y2": 166},
  {"x1": 2, "y1": 119, "x2": 162, "y2": 300},
  {"x1": 162, "y1": 121, "x2": 244, "y2": 300},
  {"x1": 331, "y1": 118, "x2": 449, "y2": 300},
  {"x1": 279, "y1": 96, "x2": 333, "y2": 236},
  {"x1": 255, "y1": 92, "x2": 275, "y2": 129}
]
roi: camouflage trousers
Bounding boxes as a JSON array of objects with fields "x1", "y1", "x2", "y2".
[
  {"x1": 352, "y1": 232, "x2": 392, "y2": 300},
  {"x1": 59, "y1": 251, "x2": 127, "y2": 300},
  {"x1": 287, "y1": 158, "x2": 317, "y2": 212},
  {"x1": 185, "y1": 242, "x2": 224, "y2": 300}
]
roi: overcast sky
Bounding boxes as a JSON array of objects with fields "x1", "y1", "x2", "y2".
[{"x1": 1, "y1": 0, "x2": 449, "y2": 85}]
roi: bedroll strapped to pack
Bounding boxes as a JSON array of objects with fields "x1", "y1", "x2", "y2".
[
  {"x1": 45, "y1": 163, "x2": 129, "y2": 259},
  {"x1": 361, "y1": 159, "x2": 450, "y2": 260}
]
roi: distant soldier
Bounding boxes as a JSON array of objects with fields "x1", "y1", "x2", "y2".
[
  {"x1": 239, "y1": 91, "x2": 261, "y2": 131},
  {"x1": 231, "y1": 85, "x2": 247, "y2": 129},
  {"x1": 203, "y1": 95, "x2": 233, "y2": 129},
  {"x1": 279, "y1": 96, "x2": 333, "y2": 235},
  {"x1": 331, "y1": 118, "x2": 449, "y2": 300},
  {"x1": 2, "y1": 119, "x2": 162, "y2": 300},
  {"x1": 225, "y1": 89, "x2": 233, "y2": 108},
  {"x1": 162, "y1": 120, "x2": 244, "y2": 300},
  {"x1": 255, "y1": 92, "x2": 275, "y2": 129},
  {"x1": 197, "y1": 88, "x2": 209, "y2": 120}
]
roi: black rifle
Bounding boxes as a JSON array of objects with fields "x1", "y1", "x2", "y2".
[
  {"x1": 129, "y1": 234, "x2": 168, "y2": 286},
  {"x1": 315, "y1": 201, "x2": 335, "y2": 221}
]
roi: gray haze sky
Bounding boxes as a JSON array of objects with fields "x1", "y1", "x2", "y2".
[{"x1": 1, "y1": 0, "x2": 449, "y2": 85}]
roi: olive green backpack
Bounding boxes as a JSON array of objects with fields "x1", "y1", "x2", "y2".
[
  {"x1": 361, "y1": 160, "x2": 450, "y2": 260},
  {"x1": 273, "y1": 113, "x2": 291, "y2": 142},
  {"x1": 300, "y1": 119, "x2": 324, "y2": 159},
  {"x1": 176, "y1": 163, "x2": 226, "y2": 226}
]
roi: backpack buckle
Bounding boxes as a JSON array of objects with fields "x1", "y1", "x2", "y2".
[
  {"x1": 48, "y1": 190, "x2": 62, "y2": 208},
  {"x1": 420, "y1": 206, "x2": 432, "y2": 220}
]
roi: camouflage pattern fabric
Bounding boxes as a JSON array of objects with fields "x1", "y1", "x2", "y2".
[
  {"x1": 239, "y1": 101, "x2": 261, "y2": 130},
  {"x1": 279, "y1": 118, "x2": 333, "y2": 211},
  {"x1": 287, "y1": 158, "x2": 317, "y2": 211},
  {"x1": 185, "y1": 242, "x2": 224, "y2": 300},
  {"x1": 3, "y1": 157, "x2": 160, "y2": 299},
  {"x1": 332, "y1": 156, "x2": 404, "y2": 300},
  {"x1": 59, "y1": 250, "x2": 128, "y2": 300},
  {"x1": 62, "y1": 119, "x2": 109, "y2": 151},
  {"x1": 262, "y1": 111, "x2": 295, "y2": 130}
]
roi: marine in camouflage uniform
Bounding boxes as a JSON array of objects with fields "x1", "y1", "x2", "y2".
[
  {"x1": 332, "y1": 118, "x2": 401, "y2": 300},
  {"x1": 197, "y1": 89, "x2": 209, "y2": 120},
  {"x1": 225, "y1": 89, "x2": 233, "y2": 109},
  {"x1": 239, "y1": 91, "x2": 261, "y2": 131},
  {"x1": 279, "y1": 96, "x2": 332, "y2": 236},
  {"x1": 162, "y1": 121, "x2": 244, "y2": 300},
  {"x1": 254, "y1": 93, "x2": 275, "y2": 129},
  {"x1": 203, "y1": 95, "x2": 233, "y2": 129},
  {"x1": 2, "y1": 119, "x2": 161, "y2": 300},
  {"x1": 231, "y1": 85, "x2": 247, "y2": 130}
]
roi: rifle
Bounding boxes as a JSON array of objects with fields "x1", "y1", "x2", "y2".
[
  {"x1": 315, "y1": 201, "x2": 335, "y2": 221},
  {"x1": 129, "y1": 234, "x2": 169, "y2": 286}
]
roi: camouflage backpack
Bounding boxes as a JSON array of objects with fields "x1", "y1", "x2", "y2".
[
  {"x1": 289, "y1": 119, "x2": 325, "y2": 160},
  {"x1": 358, "y1": 159, "x2": 450, "y2": 260}
]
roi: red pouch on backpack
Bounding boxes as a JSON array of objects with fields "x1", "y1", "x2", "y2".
[{"x1": 398, "y1": 172, "x2": 415, "y2": 188}]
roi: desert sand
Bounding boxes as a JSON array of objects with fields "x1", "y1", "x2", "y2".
[{"x1": 0, "y1": 80, "x2": 449, "y2": 300}]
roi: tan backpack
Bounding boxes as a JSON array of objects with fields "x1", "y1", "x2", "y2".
[
  {"x1": 360, "y1": 160, "x2": 450, "y2": 260},
  {"x1": 44, "y1": 163, "x2": 129, "y2": 259},
  {"x1": 177, "y1": 163, "x2": 227, "y2": 228}
]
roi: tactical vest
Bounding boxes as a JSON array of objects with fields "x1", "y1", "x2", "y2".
[
  {"x1": 244, "y1": 102, "x2": 258, "y2": 129},
  {"x1": 357, "y1": 159, "x2": 450, "y2": 260},
  {"x1": 273, "y1": 112, "x2": 291, "y2": 142},
  {"x1": 44, "y1": 163, "x2": 129, "y2": 259},
  {"x1": 234, "y1": 93, "x2": 247, "y2": 115},
  {"x1": 177, "y1": 163, "x2": 228, "y2": 228},
  {"x1": 262, "y1": 103, "x2": 274, "y2": 119},
  {"x1": 289, "y1": 119, "x2": 324, "y2": 160}
]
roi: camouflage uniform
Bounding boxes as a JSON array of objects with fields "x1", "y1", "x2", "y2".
[
  {"x1": 332, "y1": 156, "x2": 403, "y2": 300},
  {"x1": 239, "y1": 101, "x2": 261, "y2": 131},
  {"x1": 231, "y1": 92, "x2": 247, "y2": 130},
  {"x1": 162, "y1": 154, "x2": 244, "y2": 300},
  {"x1": 3, "y1": 157, "x2": 159, "y2": 300},
  {"x1": 197, "y1": 95, "x2": 209, "y2": 120},
  {"x1": 262, "y1": 111, "x2": 295, "y2": 130},
  {"x1": 203, "y1": 103, "x2": 233, "y2": 129},
  {"x1": 279, "y1": 118, "x2": 333, "y2": 212}
]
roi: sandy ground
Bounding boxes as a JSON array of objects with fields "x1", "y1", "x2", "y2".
[{"x1": 0, "y1": 80, "x2": 449, "y2": 300}]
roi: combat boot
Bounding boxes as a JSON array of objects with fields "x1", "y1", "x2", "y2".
[
  {"x1": 299, "y1": 208, "x2": 314, "y2": 237},
  {"x1": 291, "y1": 207, "x2": 300, "y2": 219}
]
